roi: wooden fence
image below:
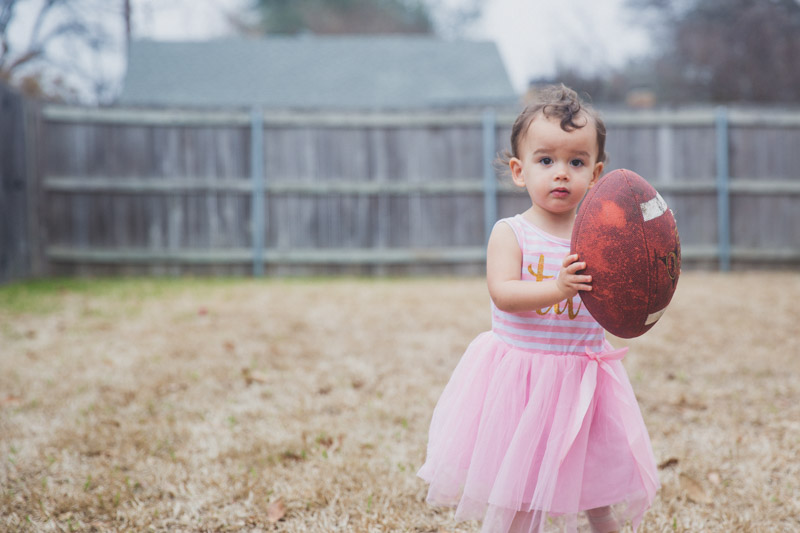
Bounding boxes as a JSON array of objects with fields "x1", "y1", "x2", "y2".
[
  {"x1": 0, "y1": 85, "x2": 31, "y2": 284},
  {"x1": 3, "y1": 100, "x2": 800, "y2": 281}
]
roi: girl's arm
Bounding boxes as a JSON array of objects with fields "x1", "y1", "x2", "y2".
[{"x1": 486, "y1": 222, "x2": 592, "y2": 313}]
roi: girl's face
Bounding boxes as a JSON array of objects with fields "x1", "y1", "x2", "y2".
[{"x1": 509, "y1": 114, "x2": 604, "y2": 224}]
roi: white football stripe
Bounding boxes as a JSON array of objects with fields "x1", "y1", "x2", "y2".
[
  {"x1": 645, "y1": 307, "x2": 667, "y2": 325},
  {"x1": 640, "y1": 193, "x2": 668, "y2": 222}
]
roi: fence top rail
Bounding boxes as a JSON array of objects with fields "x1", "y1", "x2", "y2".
[
  {"x1": 41, "y1": 104, "x2": 800, "y2": 129},
  {"x1": 602, "y1": 107, "x2": 800, "y2": 127},
  {"x1": 41, "y1": 175, "x2": 800, "y2": 195},
  {"x1": 42, "y1": 105, "x2": 502, "y2": 128}
]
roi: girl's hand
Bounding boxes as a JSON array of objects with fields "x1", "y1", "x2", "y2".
[
  {"x1": 487, "y1": 224, "x2": 591, "y2": 313},
  {"x1": 556, "y1": 254, "x2": 592, "y2": 298}
]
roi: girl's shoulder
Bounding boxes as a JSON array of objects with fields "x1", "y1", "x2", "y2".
[
  {"x1": 495, "y1": 214, "x2": 569, "y2": 248},
  {"x1": 493, "y1": 215, "x2": 525, "y2": 250}
]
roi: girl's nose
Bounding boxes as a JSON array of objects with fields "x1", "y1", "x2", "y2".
[{"x1": 554, "y1": 163, "x2": 569, "y2": 180}]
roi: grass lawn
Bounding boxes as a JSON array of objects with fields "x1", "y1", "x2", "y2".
[{"x1": 1, "y1": 273, "x2": 799, "y2": 531}]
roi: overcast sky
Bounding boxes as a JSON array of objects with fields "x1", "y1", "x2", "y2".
[
  {"x1": 475, "y1": 0, "x2": 653, "y2": 90},
  {"x1": 8, "y1": 0, "x2": 653, "y2": 98}
]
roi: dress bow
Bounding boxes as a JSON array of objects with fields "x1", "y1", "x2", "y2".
[{"x1": 559, "y1": 343, "x2": 630, "y2": 465}]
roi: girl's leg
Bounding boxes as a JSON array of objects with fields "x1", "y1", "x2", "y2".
[
  {"x1": 586, "y1": 506, "x2": 619, "y2": 533},
  {"x1": 507, "y1": 509, "x2": 540, "y2": 533}
]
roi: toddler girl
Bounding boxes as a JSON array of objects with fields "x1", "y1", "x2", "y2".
[{"x1": 418, "y1": 85, "x2": 659, "y2": 533}]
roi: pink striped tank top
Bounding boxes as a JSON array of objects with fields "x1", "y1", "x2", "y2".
[{"x1": 491, "y1": 215, "x2": 605, "y2": 355}]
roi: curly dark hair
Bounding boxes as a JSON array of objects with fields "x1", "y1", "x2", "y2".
[{"x1": 499, "y1": 84, "x2": 607, "y2": 167}]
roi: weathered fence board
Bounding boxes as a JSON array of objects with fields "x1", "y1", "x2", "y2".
[
  {"x1": 2, "y1": 103, "x2": 799, "y2": 282},
  {"x1": 0, "y1": 85, "x2": 30, "y2": 284}
]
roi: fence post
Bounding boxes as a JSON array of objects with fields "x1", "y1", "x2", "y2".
[
  {"x1": 24, "y1": 99, "x2": 44, "y2": 278},
  {"x1": 251, "y1": 107, "x2": 265, "y2": 276},
  {"x1": 715, "y1": 106, "x2": 731, "y2": 271},
  {"x1": 657, "y1": 122, "x2": 673, "y2": 183},
  {"x1": 482, "y1": 109, "x2": 497, "y2": 244}
]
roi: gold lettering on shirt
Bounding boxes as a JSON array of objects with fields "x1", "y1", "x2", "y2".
[{"x1": 528, "y1": 254, "x2": 582, "y2": 319}]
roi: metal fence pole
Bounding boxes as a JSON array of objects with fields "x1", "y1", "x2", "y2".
[
  {"x1": 251, "y1": 107, "x2": 265, "y2": 276},
  {"x1": 482, "y1": 109, "x2": 497, "y2": 244},
  {"x1": 715, "y1": 106, "x2": 731, "y2": 271}
]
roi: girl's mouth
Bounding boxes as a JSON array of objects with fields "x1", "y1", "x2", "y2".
[{"x1": 551, "y1": 187, "x2": 569, "y2": 198}]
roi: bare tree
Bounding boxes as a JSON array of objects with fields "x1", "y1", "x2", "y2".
[
  {"x1": 248, "y1": 0, "x2": 431, "y2": 35},
  {"x1": 628, "y1": 0, "x2": 800, "y2": 103},
  {"x1": 427, "y1": 0, "x2": 482, "y2": 38},
  {"x1": 243, "y1": 0, "x2": 483, "y2": 37},
  {"x1": 0, "y1": 0, "x2": 122, "y2": 102}
]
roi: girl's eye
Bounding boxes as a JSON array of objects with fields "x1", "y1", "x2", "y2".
[
  {"x1": 539, "y1": 157, "x2": 553, "y2": 165},
  {"x1": 570, "y1": 159, "x2": 585, "y2": 167}
]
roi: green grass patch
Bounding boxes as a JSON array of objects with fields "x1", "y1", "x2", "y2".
[{"x1": 0, "y1": 277, "x2": 248, "y2": 315}]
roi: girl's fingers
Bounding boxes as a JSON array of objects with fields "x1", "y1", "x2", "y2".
[
  {"x1": 568, "y1": 261, "x2": 587, "y2": 273},
  {"x1": 562, "y1": 254, "x2": 579, "y2": 267},
  {"x1": 571, "y1": 275, "x2": 592, "y2": 287}
]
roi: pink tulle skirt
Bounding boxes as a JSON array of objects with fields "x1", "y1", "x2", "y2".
[{"x1": 418, "y1": 332, "x2": 659, "y2": 533}]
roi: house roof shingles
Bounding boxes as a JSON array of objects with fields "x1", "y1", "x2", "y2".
[{"x1": 119, "y1": 36, "x2": 518, "y2": 110}]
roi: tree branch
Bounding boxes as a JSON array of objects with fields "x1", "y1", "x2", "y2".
[
  {"x1": 28, "y1": 0, "x2": 66, "y2": 51},
  {"x1": 6, "y1": 47, "x2": 41, "y2": 71},
  {"x1": 0, "y1": 0, "x2": 17, "y2": 35}
]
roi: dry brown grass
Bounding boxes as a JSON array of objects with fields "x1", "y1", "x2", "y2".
[{"x1": 1, "y1": 272, "x2": 799, "y2": 532}]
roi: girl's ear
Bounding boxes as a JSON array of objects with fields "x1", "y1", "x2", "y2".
[
  {"x1": 509, "y1": 158, "x2": 525, "y2": 187},
  {"x1": 589, "y1": 161, "x2": 604, "y2": 188}
]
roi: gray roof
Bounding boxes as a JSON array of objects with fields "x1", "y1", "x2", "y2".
[{"x1": 118, "y1": 36, "x2": 518, "y2": 110}]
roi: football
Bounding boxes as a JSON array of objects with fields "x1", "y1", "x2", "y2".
[{"x1": 570, "y1": 169, "x2": 681, "y2": 338}]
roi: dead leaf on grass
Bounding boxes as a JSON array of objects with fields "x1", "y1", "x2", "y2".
[
  {"x1": 672, "y1": 395, "x2": 708, "y2": 411},
  {"x1": 658, "y1": 457, "x2": 679, "y2": 469},
  {"x1": 267, "y1": 499, "x2": 286, "y2": 523},
  {"x1": 680, "y1": 472, "x2": 711, "y2": 504},
  {"x1": 317, "y1": 434, "x2": 334, "y2": 448},
  {"x1": 242, "y1": 368, "x2": 269, "y2": 386},
  {"x1": 1, "y1": 395, "x2": 22, "y2": 407},
  {"x1": 280, "y1": 449, "x2": 306, "y2": 462}
]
